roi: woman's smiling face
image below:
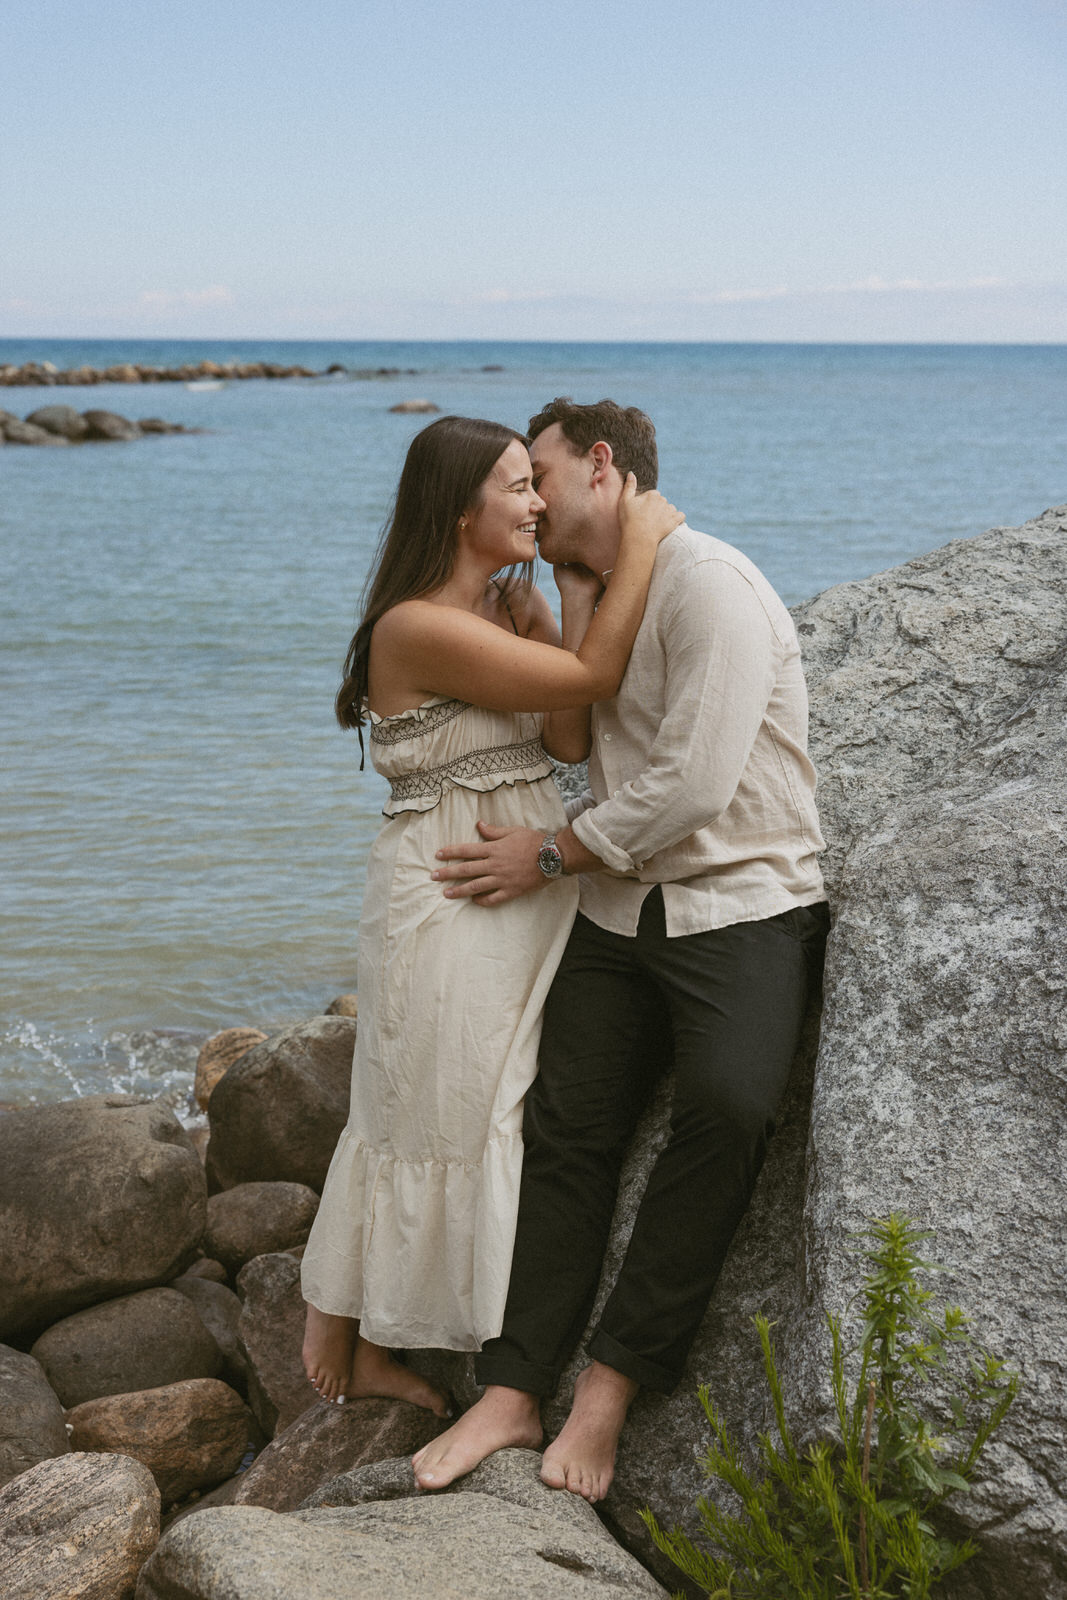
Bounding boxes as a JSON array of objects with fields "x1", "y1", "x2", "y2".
[{"x1": 460, "y1": 438, "x2": 546, "y2": 569}]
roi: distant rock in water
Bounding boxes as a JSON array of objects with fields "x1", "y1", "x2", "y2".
[
  {"x1": 1, "y1": 406, "x2": 197, "y2": 445},
  {"x1": 24, "y1": 404, "x2": 89, "y2": 440},
  {"x1": 388, "y1": 398, "x2": 439, "y2": 414}
]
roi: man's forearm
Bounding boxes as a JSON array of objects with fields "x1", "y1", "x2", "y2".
[{"x1": 558, "y1": 824, "x2": 605, "y2": 877}]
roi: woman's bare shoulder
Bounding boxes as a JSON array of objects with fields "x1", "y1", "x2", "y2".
[{"x1": 492, "y1": 579, "x2": 556, "y2": 638}]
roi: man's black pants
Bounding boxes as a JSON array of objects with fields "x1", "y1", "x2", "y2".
[{"x1": 475, "y1": 888, "x2": 830, "y2": 1396}]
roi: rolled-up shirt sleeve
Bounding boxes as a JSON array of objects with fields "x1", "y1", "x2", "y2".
[{"x1": 570, "y1": 560, "x2": 781, "y2": 872}]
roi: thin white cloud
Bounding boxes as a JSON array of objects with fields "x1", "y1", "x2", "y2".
[
  {"x1": 691, "y1": 276, "x2": 1010, "y2": 305},
  {"x1": 137, "y1": 285, "x2": 234, "y2": 309}
]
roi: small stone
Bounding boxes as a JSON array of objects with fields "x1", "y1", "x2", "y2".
[
  {"x1": 194, "y1": 1028, "x2": 267, "y2": 1111},
  {"x1": 325, "y1": 993, "x2": 358, "y2": 1017},
  {"x1": 205, "y1": 1182, "x2": 319, "y2": 1275}
]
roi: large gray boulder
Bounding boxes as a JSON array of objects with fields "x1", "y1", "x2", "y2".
[
  {"x1": 31, "y1": 1287, "x2": 222, "y2": 1407},
  {"x1": 136, "y1": 1449, "x2": 667, "y2": 1598},
  {"x1": 205, "y1": 1016, "x2": 355, "y2": 1192},
  {"x1": 0, "y1": 1451, "x2": 159, "y2": 1600},
  {"x1": 0, "y1": 1095, "x2": 207, "y2": 1341},
  {"x1": 435, "y1": 506, "x2": 1067, "y2": 1599},
  {"x1": 0, "y1": 1346, "x2": 70, "y2": 1488}
]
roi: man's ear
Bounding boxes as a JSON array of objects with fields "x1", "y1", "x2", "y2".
[{"x1": 589, "y1": 440, "x2": 614, "y2": 485}]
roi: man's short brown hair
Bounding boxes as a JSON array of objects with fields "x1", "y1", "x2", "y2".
[{"x1": 527, "y1": 397, "x2": 658, "y2": 490}]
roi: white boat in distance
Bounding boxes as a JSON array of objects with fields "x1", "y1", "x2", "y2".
[{"x1": 185, "y1": 379, "x2": 226, "y2": 391}]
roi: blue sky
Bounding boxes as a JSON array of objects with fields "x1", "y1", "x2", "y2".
[{"x1": 2, "y1": 0, "x2": 1064, "y2": 341}]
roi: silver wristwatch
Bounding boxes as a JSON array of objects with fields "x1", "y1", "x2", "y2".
[{"x1": 537, "y1": 832, "x2": 565, "y2": 879}]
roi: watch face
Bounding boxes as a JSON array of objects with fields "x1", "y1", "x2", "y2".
[{"x1": 537, "y1": 844, "x2": 563, "y2": 878}]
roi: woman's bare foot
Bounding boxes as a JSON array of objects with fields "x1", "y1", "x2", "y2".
[
  {"x1": 348, "y1": 1337, "x2": 452, "y2": 1417},
  {"x1": 302, "y1": 1304, "x2": 358, "y2": 1404},
  {"x1": 540, "y1": 1361, "x2": 639, "y2": 1503},
  {"x1": 412, "y1": 1384, "x2": 542, "y2": 1489}
]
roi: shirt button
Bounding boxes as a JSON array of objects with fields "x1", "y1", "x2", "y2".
[
  {"x1": 603, "y1": 732, "x2": 613, "y2": 742},
  {"x1": 613, "y1": 790, "x2": 621, "y2": 798}
]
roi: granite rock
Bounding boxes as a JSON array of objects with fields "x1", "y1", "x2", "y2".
[
  {"x1": 235, "y1": 1250, "x2": 313, "y2": 1437},
  {"x1": 0, "y1": 1451, "x2": 159, "y2": 1600},
  {"x1": 204, "y1": 1181, "x2": 319, "y2": 1275},
  {"x1": 137, "y1": 1454, "x2": 667, "y2": 1598},
  {"x1": 205, "y1": 1016, "x2": 355, "y2": 1192},
  {"x1": 0, "y1": 1345, "x2": 70, "y2": 1488},
  {"x1": 170, "y1": 1274, "x2": 248, "y2": 1389},
  {"x1": 230, "y1": 1395, "x2": 443, "y2": 1512},
  {"x1": 31, "y1": 1287, "x2": 222, "y2": 1408},
  {"x1": 0, "y1": 1094, "x2": 207, "y2": 1340},
  {"x1": 194, "y1": 1028, "x2": 267, "y2": 1111},
  {"x1": 66, "y1": 1379, "x2": 254, "y2": 1506}
]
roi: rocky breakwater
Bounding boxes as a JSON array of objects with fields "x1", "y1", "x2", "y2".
[
  {"x1": 0, "y1": 1021, "x2": 449, "y2": 1599},
  {"x1": 0, "y1": 358, "x2": 422, "y2": 388},
  {"x1": 1, "y1": 403, "x2": 195, "y2": 445}
]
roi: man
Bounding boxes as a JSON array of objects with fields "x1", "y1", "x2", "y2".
[{"x1": 412, "y1": 398, "x2": 829, "y2": 1501}]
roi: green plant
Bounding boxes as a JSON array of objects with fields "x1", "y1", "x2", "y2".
[{"x1": 642, "y1": 1214, "x2": 1019, "y2": 1600}]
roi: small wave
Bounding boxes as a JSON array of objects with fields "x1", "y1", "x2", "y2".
[{"x1": 1, "y1": 1019, "x2": 205, "y2": 1125}]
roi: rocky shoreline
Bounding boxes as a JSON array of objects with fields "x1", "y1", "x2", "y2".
[
  {"x1": 1, "y1": 505, "x2": 1065, "y2": 1598},
  {"x1": 0, "y1": 359, "x2": 416, "y2": 387},
  {"x1": 0, "y1": 356, "x2": 502, "y2": 389}
]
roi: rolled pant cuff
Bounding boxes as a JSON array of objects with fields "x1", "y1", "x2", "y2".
[
  {"x1": 587, "y1": 1327, "x2": 679, "y2": 1395},
  {"x1": 474, "y1": 1349, "x2": 559, "y2": 1399}
]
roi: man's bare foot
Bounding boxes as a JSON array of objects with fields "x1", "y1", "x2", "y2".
[
  {"x1": 348, "y1": 1337, "x2": 452, "y2": 1418},
  {"x1": 540, "y1": 1361, "x2": 639, "y2": 1503},
  {"x1": 412, "y1": 1384, "x2": 542, "y2": 1489},
  {"x1": 302, "y1": 1304, "x2": 358, "y2": 1404}
]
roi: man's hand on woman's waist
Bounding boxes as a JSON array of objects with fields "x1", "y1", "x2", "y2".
[{"x1": 432, "y1": 822, "x2": 603, "y2": 907}]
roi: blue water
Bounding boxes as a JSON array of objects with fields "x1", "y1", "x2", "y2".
[{"x1": 2, "y1": 339, "x2": 1065, "y2": 1111}]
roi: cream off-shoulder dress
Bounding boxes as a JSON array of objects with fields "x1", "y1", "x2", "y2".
[{"x1": 301, "y1": 697, "x2": 579, "y2": 1351}]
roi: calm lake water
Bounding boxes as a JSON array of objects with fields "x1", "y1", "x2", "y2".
[{"x1": 2, "y1": 338, "x2": 1065, "y2": 1113}]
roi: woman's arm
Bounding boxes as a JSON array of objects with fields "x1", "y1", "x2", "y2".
[{"x1": 374, "y1": 478, "x2": 682, "y2": 715}]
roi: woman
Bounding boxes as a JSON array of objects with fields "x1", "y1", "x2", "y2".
[{"x1": 301, "y1": 415, "x2": 680, "y2": 1413}]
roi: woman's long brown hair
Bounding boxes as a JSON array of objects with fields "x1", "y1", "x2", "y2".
[{"x1": 336, "y1": 416, "x2": 532, "y2": 756}]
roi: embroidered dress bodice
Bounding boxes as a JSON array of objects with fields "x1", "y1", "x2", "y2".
[{"x1": 369, "y1": 697, "x2": 555, "y2": 816}]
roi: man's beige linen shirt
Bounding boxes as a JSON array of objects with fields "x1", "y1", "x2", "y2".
[{"x1": 566, "y1": 524, "x2": 826, "y2": 938}]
